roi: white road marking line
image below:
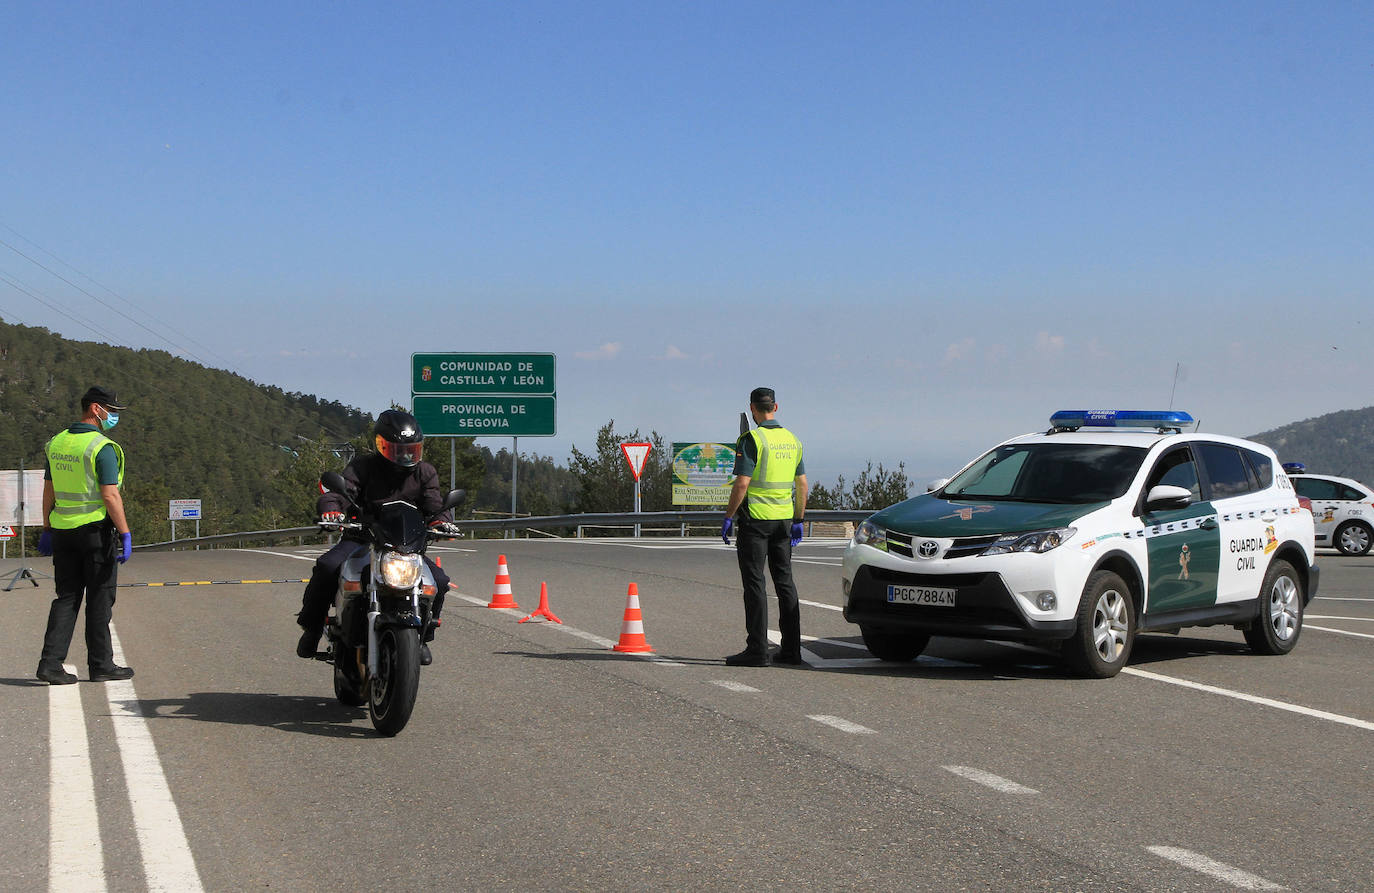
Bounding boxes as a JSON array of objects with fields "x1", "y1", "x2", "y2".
[
  {"x1": 1306, "y1": 614, "x2": 1374, "y2": 622},
  {"x1": 1146, "y1": 846, "x2": 1287, "y2": 890},
  {"x1": 1313, "y1": 596, "x2": 1374, "y2": 602},
  {"x1": 454, "y1": 593, "x2": 686, "y2": 666},
  {"x1": 1122, "y1": 666, "x2": 1374, "y2": 732},
  {"x1": 799, "y1": 599, "x2": 842, "y2": 612},
  {"x1": 49, "y1": 663, "x2": 107, "y2": 893},
  {"x1": 808, "y1": 715, "x2": 876, "y2": 734},
  {"x1": 942, "y1": 766, "x2": 1039, "y2": 795},
  {"x1": 711, "y1": 680, "x2": 762, "y2": 693},
  {"x1": 1305, "y1": 624, "x2": 1374, "y2": 641},
  {"x1": 793, "y1": 558, "x2": 842, "y2": 567},
  {"x1": 232, "y1": 548, "x2": 317, "y2": 561},
  {"x1": 106, "y1": 627, "x2": 205, "y2": 892}
]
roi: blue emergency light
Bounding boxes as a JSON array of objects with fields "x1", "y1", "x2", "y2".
[
  {"x1": 1050, "y1": 410, "x2": 1195, "y2": 432},
  {"x1": 1281, "y1": 462, "x2": 1306, "y2": 475}
]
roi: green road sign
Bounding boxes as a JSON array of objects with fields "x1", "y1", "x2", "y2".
[
  {"x1": 412, "y1": 395, "x2": 556, "y2": 437},
  {"x1": 412, "y1": 352, "x2": 556, "y2": 395}
]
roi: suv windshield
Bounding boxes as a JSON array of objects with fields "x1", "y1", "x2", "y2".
[{"x1": 942, "y1": 443, "x2": 1147, "y2": 503}]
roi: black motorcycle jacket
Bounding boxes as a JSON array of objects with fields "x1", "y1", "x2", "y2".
[{"x1": 318, "y1": 453, "x2": 449, "y2": 538}]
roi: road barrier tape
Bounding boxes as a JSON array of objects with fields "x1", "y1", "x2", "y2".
[{"x1": 118, "y1": 579, "x2": 308, "y2": 588}]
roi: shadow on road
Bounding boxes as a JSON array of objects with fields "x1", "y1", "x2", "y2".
[{"x1": 129, "y1": 691, "x2": 374, "y2": 739}]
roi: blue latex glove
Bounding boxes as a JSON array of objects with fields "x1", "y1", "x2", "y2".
[
  {"x1": 37, "y1": 530, "x2": 54, "y2": 556},
  {"x1": 721, "y1": 518, "x2": 734, "y2": 545},
  {"x1": 790, "y1": 522, "x2": 804, "y2": 547},
  {"x1": 118, "y1": 531, "x2": 133, "y2": 564}
]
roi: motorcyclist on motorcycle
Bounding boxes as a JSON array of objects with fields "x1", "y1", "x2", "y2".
[{"x1": 295, "y1": 409, "x2": 461, "y2": 665}]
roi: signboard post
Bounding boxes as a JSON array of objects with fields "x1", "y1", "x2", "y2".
[
  {"x1": 412, "y1": 353, "x2": 557, "y2": 539},
  {"x1": 2, "y1": 457, "x2": 49, "y2": 590},
  {"x1": 621, "y1": 442, "x2": 652, "y2": 538}
]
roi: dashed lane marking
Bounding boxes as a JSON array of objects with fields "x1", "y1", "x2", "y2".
[
  {"x1": 232, "y1": 548, "x2": 318, "y2": 561},
  {"x1": 711, "y1": 681, "x2": 762, "y2": 693},
  {"x1": 49, "y1": 664, "x2": 106, "y2": 893},
  {"x1": 942, "y1": 766, "x2": 1040, "y2": 795},
  {"x1": 1305, "y1": 614, "x2": 1374, "y2": 621},
  {"x1": 807, "y1": 715, "x2": 876, "y2": 734},
  {"x1": 1146, "y1": 846, "x2": 1286, "y2": 890}
]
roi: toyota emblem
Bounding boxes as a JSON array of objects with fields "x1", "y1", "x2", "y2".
[{"x1": 918, "y1": 540, "x2": 939, "y2": 558}]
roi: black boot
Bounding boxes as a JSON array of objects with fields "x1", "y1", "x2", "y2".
[{"x1": 296, "y1": 625, "x2": 323, "y2": 658}]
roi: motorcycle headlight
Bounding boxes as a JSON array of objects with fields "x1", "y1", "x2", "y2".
[
  {"x1": 981, "y1": 527, "x2": 1076, "y2": 556},
  {"x1": 378, "y1": 552, "x2": 423, "y2": 589},
  {"x1": 854, "y1": 520, "x2": 888, "y2": 551}
]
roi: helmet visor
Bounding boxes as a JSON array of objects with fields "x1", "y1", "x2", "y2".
[{"x1": 377, "y1": 435, "x2": 423, "y2": 467}]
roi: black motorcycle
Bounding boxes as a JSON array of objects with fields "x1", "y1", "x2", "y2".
[{"x1": 317, "y1": 471, "x2": 464, "y2": 736}]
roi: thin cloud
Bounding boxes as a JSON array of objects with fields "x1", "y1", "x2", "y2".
[
  {"x1": 660, "y1": 345, "x2": 689, "y2": 360},
  {"x1": 575, "y1": 341, "x2": 623, "y2": 361},
  {"x1": 944, "y1": 338, "x2": 976, "y2": 363},
  {"x1": 1035, "y1": 331, "x2": 1065, "y2": 354}
]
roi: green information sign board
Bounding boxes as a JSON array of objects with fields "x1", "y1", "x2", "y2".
[
  {"x1": 413, "y1": 395, "x2": 556, "y2": 437},
  {"x1": 412, "y1": 352, "x2": 556, "y2": 395}
]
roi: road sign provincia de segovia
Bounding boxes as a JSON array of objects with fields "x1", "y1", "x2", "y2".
[{"x1": 411, "y1": 352, "x2": 556, "y2": 437}]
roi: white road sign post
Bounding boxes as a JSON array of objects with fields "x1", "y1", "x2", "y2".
[
  {"x1": 621, "y1": 442, "x2": 652, "y2": 538},
  {"x1": 169, "y1": 499, "x2": 202, "y2": 543}
]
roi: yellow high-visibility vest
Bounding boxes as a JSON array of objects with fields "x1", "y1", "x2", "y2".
[
  {"x1": 46, "y1": 429, "x2": 124, "y2": 529},
  {"x1": 745, "y1": 426, "x2": 802, "y2": 520}
]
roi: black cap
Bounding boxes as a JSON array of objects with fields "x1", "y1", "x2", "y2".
[
  {"x1": 80, "y1": 386, "x2": 127, "y2": 411},
  {"x1": 749, "y1": 387, "x2": 776, "y2": 406}
]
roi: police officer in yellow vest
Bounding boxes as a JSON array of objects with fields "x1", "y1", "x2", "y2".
[
  {"x1": 722, "y1": 387, "x2": 809, "y2": 667},
  {"x1": 35, "y1": 386, "x2": 135, "y2": 685}
]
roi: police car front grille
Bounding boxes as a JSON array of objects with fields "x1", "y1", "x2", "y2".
[
  {"x1": 884, "y1": 531, "x2": 998, "y2": 560},
  {"x1": 946, "y1": 535, "x2": 999, "y2": 559}
]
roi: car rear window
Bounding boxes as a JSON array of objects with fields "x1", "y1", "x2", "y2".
[{"x1": 1197, "y1": 442, "x2": 1258, "y2": 499}]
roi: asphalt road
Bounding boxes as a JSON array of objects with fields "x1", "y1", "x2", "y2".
[{"x1": 2, "y1": 538, "x2": 1370, "y2": 891}]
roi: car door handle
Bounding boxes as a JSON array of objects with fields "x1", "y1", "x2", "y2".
[{"x1": 1198, "y1": 518, "x2": 1218, "y2": 530}]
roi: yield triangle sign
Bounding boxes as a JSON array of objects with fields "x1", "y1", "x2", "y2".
[{"x1": 621, "y1": 442, "x2": 652, "y2": 481}]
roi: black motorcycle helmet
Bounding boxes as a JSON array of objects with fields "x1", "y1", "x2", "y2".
[{"x1": 374, "y1": 409, "x2": 424, "y2": 467}]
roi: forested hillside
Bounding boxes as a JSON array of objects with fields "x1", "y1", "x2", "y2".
[{"x1": 1249, "y1": 407, "x2": 1374, "y2": 485}]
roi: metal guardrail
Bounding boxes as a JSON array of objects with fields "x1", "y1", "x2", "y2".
[{"x1": 134, "y1": 509, "x2": 874, "y2": 552}]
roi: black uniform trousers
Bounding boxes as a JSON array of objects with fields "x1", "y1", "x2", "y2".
[
  {"x1": 735, "y1": 517, "x2": 801, "y2": 656},
  {"x1": 40, "y1": 521, "x2": 120, "y2": 672},
  {"x1": 298, "y1": 539, "x2": 450, "y2": 637}
]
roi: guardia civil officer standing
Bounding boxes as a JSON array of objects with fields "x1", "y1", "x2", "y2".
[
  {"x1": 721, "y1": 387, "x2": 809, "y2": 667},
  {"x1": 35, "y1": 386, "x2": 135, "y2": 685}
]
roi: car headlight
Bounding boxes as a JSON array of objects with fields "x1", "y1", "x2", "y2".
[
  {"x1": 378, "y1": 552, "x2": 423, "y2": 589},
  {"x1": 982, "y1": 527, "x2": 1076, "y2": 556},
  {"x1": 854, "y1": 520, "x2": 888, "y2": 551}
]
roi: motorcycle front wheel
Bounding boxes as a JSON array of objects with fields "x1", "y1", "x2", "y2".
[{"x1": 369, "y1": 626, "x2": 421, "y2": 736}]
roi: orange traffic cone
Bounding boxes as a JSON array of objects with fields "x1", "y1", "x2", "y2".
[
  {"x1": 519, "y1": 582, "x2": 563, "y2": 624},
  {"x1": 488, "y1": 555, "x2": 518, "y2": 609},
  {"x1": 612, "y1": 583, "x2": 653, "y2": 653}
]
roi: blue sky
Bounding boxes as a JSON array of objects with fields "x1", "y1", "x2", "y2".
[{"x1": 2, "y1": 2, "x2": 1371, "y2": 485}]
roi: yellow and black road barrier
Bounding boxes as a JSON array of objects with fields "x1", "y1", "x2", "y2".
[{"x1": 118, "y1": 578, "x2": 307, "y2": 588}]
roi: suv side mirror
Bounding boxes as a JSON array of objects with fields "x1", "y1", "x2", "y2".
[{"x1": 1146, "y1": 484, "x2": 1193, "y2": 510}]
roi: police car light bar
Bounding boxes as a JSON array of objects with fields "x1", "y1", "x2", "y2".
[
  {"x1": 1281, "y1": 462, "x2": 1306, "y2": 475},
  {"x1": 1050, "y1": 410, "x2": 1195, "y2": 432}
]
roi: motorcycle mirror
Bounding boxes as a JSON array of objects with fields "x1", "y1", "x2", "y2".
[
  {"x1": 320, "y1": 471, "x2": 348, "y2": 495},
  {"x1": 441, "y1": 488, "x2": 467, "y2": 513}
]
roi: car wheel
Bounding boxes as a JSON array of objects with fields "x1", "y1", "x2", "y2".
[
  {"x1": 1244, "y1": 559, "x2": 1304, "y2": 655},
  {"x1": 1334, "y1": 521, "x2": 1373, "y2": 556},
  {"x1": 1062, "y1": 570, "x2": 1134, "y2": 678},
  {"x1": 860, "y1": 626, "x2": 930, "y2": 662}
]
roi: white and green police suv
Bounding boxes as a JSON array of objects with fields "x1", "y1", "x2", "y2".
[
  {"x1": 1284, "y1": 464, "x2": 1374, "y2": 556},
  {"x1": 841, "y1": 411, "x2": 1319, "y2": 678}
]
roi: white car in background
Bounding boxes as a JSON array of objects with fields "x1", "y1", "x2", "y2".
[{"x1": 1284, "y1": 465, "x2": 1374, "y2": 556}]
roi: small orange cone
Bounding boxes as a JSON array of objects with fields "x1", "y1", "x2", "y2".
[
  {"x1": 488, "y1": 555, "x2": 518, "y2": 609},
  {"x1": 519, "y1": 582, "x2": 563, "y2": 624},
  {"x1": 612, "y1": 583, "x2": 653, "y2": 653}
]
